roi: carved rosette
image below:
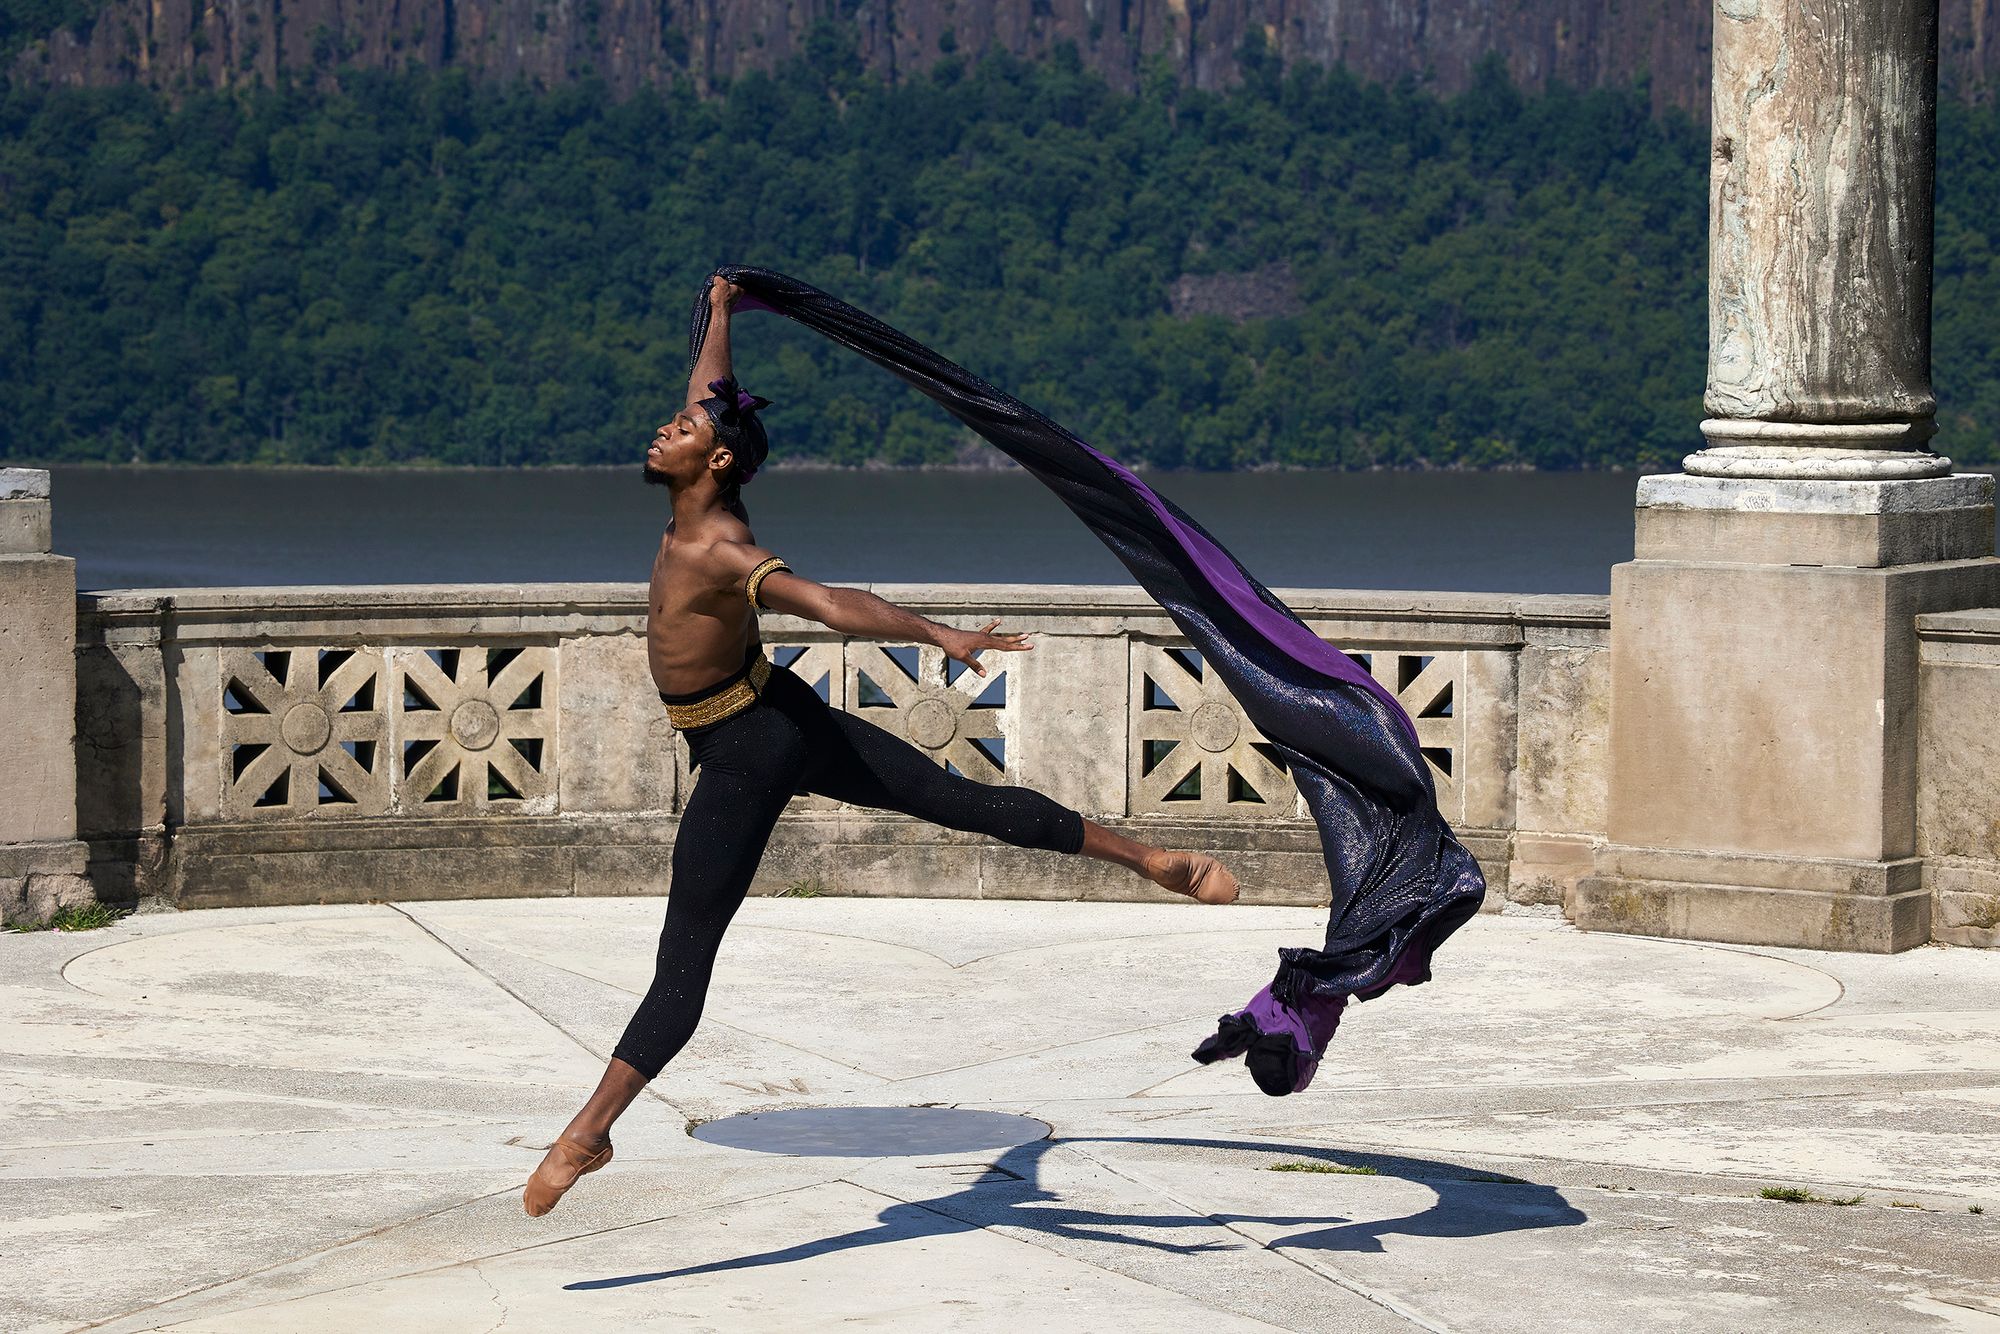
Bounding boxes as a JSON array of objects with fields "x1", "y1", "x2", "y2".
[{"x1": 221, "y1": 649, "x2": 390, "y2": 819}]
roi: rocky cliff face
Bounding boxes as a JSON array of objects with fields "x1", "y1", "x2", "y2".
[{"x1": 13, "y1": 0, "x2": 2000, "y2": 116}]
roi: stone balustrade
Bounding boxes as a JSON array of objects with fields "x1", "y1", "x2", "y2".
[
  {"x1": 1917, "y1": 608, "x2": 2000, "y2": 948},
  {"x1": 71, "y1": 583, "x2": 1611, "y2": 914}
]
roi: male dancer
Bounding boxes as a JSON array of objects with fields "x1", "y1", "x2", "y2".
[{"x1": 523, "y1": 275, "x2": 1240, "y2": 1216}]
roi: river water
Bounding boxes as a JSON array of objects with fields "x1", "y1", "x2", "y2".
[{"x1": 44, "y1": 464, "x2": 1997, "y2": 596}]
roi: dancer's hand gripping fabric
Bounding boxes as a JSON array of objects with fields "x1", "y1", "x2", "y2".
[{"x1": 1191, "y1": 984, "x2": 1349, "y2": 1097}]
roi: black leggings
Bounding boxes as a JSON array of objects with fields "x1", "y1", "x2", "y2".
[{"x1": 610, "y1": 658, "x2": 1087, "y2": 1080}]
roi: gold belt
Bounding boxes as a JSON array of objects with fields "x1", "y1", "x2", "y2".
[{"x1": 663, "y1": 649, "x2": 773, "y2": 730}]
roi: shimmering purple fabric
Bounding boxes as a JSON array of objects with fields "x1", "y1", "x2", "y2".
[
  {"x1": 1191, "y1": 983, "x2": 1350, "y2": 1094},
  {"x1": 1075, "y1": 440, "x2": 1418, "y2": 750},
  {"x1": 690, "y1": 266, "x2": 1486, "y2": 1003}
]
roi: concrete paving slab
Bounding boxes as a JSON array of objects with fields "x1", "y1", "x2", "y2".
[
  {"x1": 1090, "y1": 1141, "x2": 1998, "y2": 1334},
  {"x1": 149, "y1": 1180, "x2": 1311, "y2": 1333},
  {"x1": 2, "y1": 900, "x2": 1997, "y2": 1332}
]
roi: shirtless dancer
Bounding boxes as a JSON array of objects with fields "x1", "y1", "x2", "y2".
[{"x1": 522, "y1": 276, "x2": 1240, "y2": 1215}]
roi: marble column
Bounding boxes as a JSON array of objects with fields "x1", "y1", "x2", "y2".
[
  {"x1": 1690, "y1": 0, "x2": 1947, "y2": 481},
  {"x1": 1573, "y1": 1, "x2": 2000, "y2": 951}
]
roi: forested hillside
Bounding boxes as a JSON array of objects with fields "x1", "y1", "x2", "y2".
[
  {"x1": 4, "y1": 37, "x2": 1996, "y2": 470},
  {"x1": 10, "y1": 0, "x2": 2000, "y2": 117}
]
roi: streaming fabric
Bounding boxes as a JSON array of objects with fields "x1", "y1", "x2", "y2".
[{"x1": 690, "y1": 265, "x2": 1486, "y2": 1009}]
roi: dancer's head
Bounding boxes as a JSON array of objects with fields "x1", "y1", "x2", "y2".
[{"x1": 644, "y1": 377, "x2": 774, "y2": 507}]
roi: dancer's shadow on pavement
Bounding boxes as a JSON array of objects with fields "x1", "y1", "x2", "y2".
[{"x1": 566, "y1": 1134, "x2": 1587, "y2": 1290}]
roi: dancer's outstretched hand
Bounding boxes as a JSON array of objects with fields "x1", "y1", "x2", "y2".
[{"x1": 940, "y1": 619, "x2": 1034, "y2": 679}]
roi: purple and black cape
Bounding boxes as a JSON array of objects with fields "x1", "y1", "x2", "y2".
[{"x1": 690, "y1": 266, "x2": 1487, "y2": 1088}]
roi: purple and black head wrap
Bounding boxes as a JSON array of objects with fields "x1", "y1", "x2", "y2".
[{"x1": 695, "y1": 376, "x2": 775, "y2": 485}]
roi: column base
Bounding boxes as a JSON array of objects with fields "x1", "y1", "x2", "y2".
[
  {"x1": 1686, "y1": 421, "x2": 1952, "y2": 481},
  {"x1": 1572, "y1": 844, "x2": 1931, "y2": 953}
]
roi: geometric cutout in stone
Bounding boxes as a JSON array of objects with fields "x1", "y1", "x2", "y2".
[
  {"x1": 253, "y1": 767, "x2": 289, "y2": 807},
  {"x1": 856, "y1": 669, "x2": 893, "y2": 708},
  {"x1": 967, "y1": 669, "x2": 1006, "y2": 709},
  {"x1": 1227, "y1": 765, "x2": 1265, "y2": 804}
]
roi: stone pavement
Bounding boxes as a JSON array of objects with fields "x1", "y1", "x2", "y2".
[{"x1": 2, "y1": 898, "x2": 1997, "y2": 1332}]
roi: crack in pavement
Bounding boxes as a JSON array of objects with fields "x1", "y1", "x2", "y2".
[
  {"x1": 390, "y1": 906, "x2": 892, "y2": 1084},
  {"x1": 79, "y1": 1174, "x2": 853, "y2": 1331},
  {"x1": 71, "y1": 1182, "x2": 527, "y2": 1332}
]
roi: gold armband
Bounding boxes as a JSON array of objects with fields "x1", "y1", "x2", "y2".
[{"x1": 745, "y1": 556, "x2": 791, "y2": 610}]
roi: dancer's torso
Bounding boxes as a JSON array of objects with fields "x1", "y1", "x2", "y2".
[{"x1": 646, "y1": 519, "x2": 763, "y2": 699}]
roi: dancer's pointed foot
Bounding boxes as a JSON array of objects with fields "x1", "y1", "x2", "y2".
[
  {"x1": 1150, "y1": 849, "x2": 1240, "y2": 904},
  {"x1": 523, "y1": 1131, "x2": 613, "y2": 1217}
]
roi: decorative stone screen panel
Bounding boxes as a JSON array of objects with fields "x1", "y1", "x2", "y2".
[
  {"x1": 1128, "y1": 640, "x2": 1298, "y2": 820},
  {"x1": 395, "y1": 646, "x2": 558, "y2": 815},
  {"x1": 848, "y1": 641, "x2": 1012, "y2": 785},
  {"x1": 1126, "y1": 639, "x2": 1465, "y2": 820},
  {"x1": 221, "y1": 648, "x2": 391, "y2": 819},
  {"x1": 218, "y1": 643, "x2": 558, "y2": 820},
  {"x1": 1360, "y1": 647, "x2": 1465, "y2": 820}
]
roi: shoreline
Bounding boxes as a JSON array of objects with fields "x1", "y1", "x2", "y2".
[{"x1": 16, "y1": 458, "x2": 1682, "y2": 476}]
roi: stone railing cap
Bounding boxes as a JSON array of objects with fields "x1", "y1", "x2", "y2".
[
  {"x1": 75, "y1": 581, "x2": 1609, "y2": 623},
  {"x1": 1917, "y1": 608, "x2": 2000, "y2": 637},
  {"x1": 1, "y1": 468, "x2": 50, "y2": 500}
]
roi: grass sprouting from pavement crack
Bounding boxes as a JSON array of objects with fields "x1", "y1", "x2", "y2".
[
  {"x1": 1268, "y1": 1161, "x2": 1378, "y2": 1175},
  {"x1": 1760, "y1": 1185, "x2": 1863, "y2": 1205},
  {"x1": 775, "y1": 877, "x2": 827, "y2": 899},
  {"x1": 4, "y1": 903, "x2": 131, "y2": 932}
]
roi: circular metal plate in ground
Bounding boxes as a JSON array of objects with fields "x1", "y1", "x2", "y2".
[{"x1": 690, "y1": 1106, "x2": 1050, "y2": 1158}]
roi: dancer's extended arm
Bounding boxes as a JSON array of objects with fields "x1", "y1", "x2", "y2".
[
  {"x1": 706, "y1": 541, "x2": 1033, "y2": 679},
  {"x1": 686, "y1": 276, "x2": 739, "y2": 408}
]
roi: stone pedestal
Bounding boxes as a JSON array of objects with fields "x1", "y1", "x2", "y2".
[
  {"x1": 1574, "y1": 472, "x2": 2000, "y2": 951},
  {"x1": 0, "y1": 469, "x2": 93, "y2": 926}
]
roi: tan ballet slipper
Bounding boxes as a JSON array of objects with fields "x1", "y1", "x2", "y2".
[
  {"x1": 1155, "y1": 850, "x2": 1241, "y2": 905},
  {"x1": 522, "y1": 1133, "x2": 613, "y2": 1217}
]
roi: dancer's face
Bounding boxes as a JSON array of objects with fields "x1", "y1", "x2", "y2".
[{"x1": 644, "y1": 410, "x2": 729, "y2": 488}]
